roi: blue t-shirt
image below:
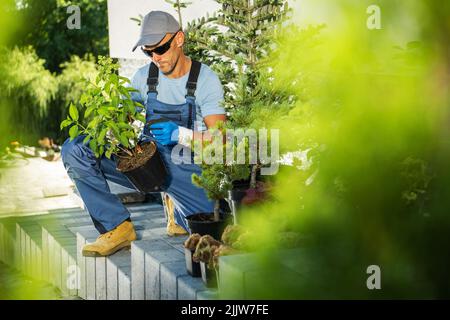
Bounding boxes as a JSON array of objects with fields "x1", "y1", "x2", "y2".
[{"x1": 130, "y1": 61, "x2": 225, "y2": 131}]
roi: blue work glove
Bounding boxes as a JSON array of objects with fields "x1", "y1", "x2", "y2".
[{"x1": 149, "y1": 121, "x2": 179, "y2": 145}]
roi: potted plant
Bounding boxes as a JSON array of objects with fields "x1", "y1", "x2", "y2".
[
  {"x1": 184, "y1": 233, "x2": 202, "y2": 277},
  {"x1": 188, "y1": 163, "x2": 232, "y2": 240},
  {"x1": 223, "y1": 121, "x2": 272, "y2": 221},
  {"x1": 60, "y1": 56, "x2": 168, "y2": 192},
  {"x1": 192, "y1": 235, "x2": 222, "y2": 287},
  {"x1": 192, "y1": 230, "x2": 245, "y2": 287},
  {"x1": 188, "y1": 124, "x2": 250, "y2": 237}
]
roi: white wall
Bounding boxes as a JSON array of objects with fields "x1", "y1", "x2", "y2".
[{"x1": 108, "y1": 0, "x2": 418, "y2": 60}]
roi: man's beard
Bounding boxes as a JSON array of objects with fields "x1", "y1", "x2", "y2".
[{"x1": 162, "y1": 54, "x2": 180, "y2": 76}]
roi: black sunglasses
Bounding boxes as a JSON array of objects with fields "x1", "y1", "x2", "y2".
[{"x1": 141, "y1": 31, "x2": 180, "y2": 57}]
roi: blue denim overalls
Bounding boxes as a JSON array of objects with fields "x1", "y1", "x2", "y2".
[{"x1": 61, "y1": 61, "x2": 214, "y2": 233}]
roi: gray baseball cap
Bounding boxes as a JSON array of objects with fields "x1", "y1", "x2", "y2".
[{"x1": 132, "y1": 11, "x2": 180, "y2": 52}]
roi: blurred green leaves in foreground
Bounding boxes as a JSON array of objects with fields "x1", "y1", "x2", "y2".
[{"x1": 231, "y1": 0, "x2": 450, "y2": 298}]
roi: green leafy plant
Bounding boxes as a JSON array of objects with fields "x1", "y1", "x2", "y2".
[
  {"x1": 191, "y1": 123, "x2": 250, "y2": 221},
  {"x1": 60, "y1": 56, "x2": 146, "y2": 159}
]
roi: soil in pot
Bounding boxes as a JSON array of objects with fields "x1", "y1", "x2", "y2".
[
  {"x1": 116, "y1": 141, "x2": 156, "y2": 172},
  {"x1": 184, "y1": 248, "x2": 201, "y2": 277},
  {"x1": 186, "y1": 213, "x2": 232, "y2": 241},
  {"x1": 200, "y1": 262, "x2": 217, "y2": 288},
  {"x1": 116, "y1": 141, "x2": 168, "y2": 192}
]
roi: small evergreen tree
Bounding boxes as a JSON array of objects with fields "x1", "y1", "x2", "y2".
[
  {"x1": 192, "y1": 123, "x2": 250, "y2": 221},
  {"x1": 186, "y1": 0, "x2": 294, "y2": 189}
]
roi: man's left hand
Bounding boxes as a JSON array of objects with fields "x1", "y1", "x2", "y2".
[{"x1": 149, "y1": 121, "x2": 179, "y2": 145}]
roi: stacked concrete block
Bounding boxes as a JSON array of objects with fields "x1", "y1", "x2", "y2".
[
  {"x1": 106, "y1": 250, "x2": 131, "y2": 300},
  {"x1": 219, "y1": 249, "x2": 307, "y2": 299},
  {"x1": 197, "y1": 289, "x2": 219, "y2": 300},
  {"x1": 0, "y1": 202, "x2": 224, "y2": 301},
  {"x1": 218, "y1": 253, "x2": 254, "y2": 299},
  {"x1": 0, "y1": 220, "x2": 16, "y2": 265},
  {"x1": 131, "y1": 238, "x2": 188, "y2": 300},
  {"x1": 74, "y1": 226, "x2": 99, "y2": 300},
  {"x1": 177, "y1": 274, "x2": 207, "y2": 300},
  {"x1": 72, "y1": 205, "x2": 167, "y2": 300},
  {"x1": 41, "y1": 223, "x2": 79, "y2": 296},
  {"x1": 160, "y1": 260, "x2": 191, "y2": 300},
  {"x1": 118, "y1": 266, "x2": 132, "y2": 300},
  {"x1": 17, "y1": 222, "x2": 42, "y2": 279}
]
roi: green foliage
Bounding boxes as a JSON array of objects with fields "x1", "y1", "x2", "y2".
[
  {"x1": 0, "y1": 0, "x2": 22, "y2": 148},
  {"x1": 184, "y1": 13, "x2": 223, "y2": 66},
  {"x1": 182, "y1": 0, "x2": 293, "y2": 116},
  {"x1": 0, "y1": 45, "x2": 100, "y2": 146},
  {"x1": 187, "y1": 0, "x2": 296, "y2": 194},
  {"x1": 0, "y1": 46, "x2": 58, "y2": 146},
  {"x1": 0, "y1": 46, "x2": 57, "y2": 110},
  {"x1": 45, "y1": 55, "x2": 99, "y2": 142},
  {"x1": 16, "y1": 0, "x2": 108, "y2": 72},
  {"x1": 61, "y1": 56, "x2": 145, "y2": 158},
  {"x1": 192, "y1": 122, "x2": 251, "y2": 218},
  {"x1": 0, "y1": 0, "x2": 21, "y2": 46},
  {"x1": 57, "y1": 55, "x2": 98, "y2": 107},
  {"x1": 130, "y1": 14, "x2": 144, "y2": 26},
  {"x1": 228, "y1": 0, "x2": 450, "y2": 299},
  {"x1": 212, "y1": 0, "x2": 292, "y2": 113},
  {"x1": 400, "y1": 157, "x2": 433, "y2": 209}
]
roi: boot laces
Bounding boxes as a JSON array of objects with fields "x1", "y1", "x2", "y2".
[{"x1": 99, "y1": 229, "x2": 114, "y2": 240}]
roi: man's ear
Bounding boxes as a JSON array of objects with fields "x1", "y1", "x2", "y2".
[{"x1": 176, "y1": 31, "x2": 185, "y2": 47}]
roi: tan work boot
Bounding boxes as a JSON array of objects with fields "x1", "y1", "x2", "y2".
[
  {"x1": 82, "y1": 220, "x2": 137, "y2": 257},
  {"x1": 164, "y1": 193, "x2": 188, "y2": 236}
]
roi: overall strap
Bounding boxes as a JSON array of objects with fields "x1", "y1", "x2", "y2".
[
  {"x1": 185, "y1": 60, "x2": 201, "y2": 98},
  {"x1": 147, "y1": 63, "x2": 159, "y2": 94}
]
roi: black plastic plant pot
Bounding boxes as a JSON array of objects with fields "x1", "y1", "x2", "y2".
[
  {"x1": 186, "y1": 213, "x2": 232, "y2": 241},
  {"x1": 232, "y1": 179, "x2": 250, "y2": 189},
  {"x1": 200, "y1": 261, "x2": 217, "y2": 288},
  {"x1": 184, "y1": 248, "x2": 201, "y2": 277},
  {"x1": 120, "y1": 143, "x2": 168, "y2": 193}
]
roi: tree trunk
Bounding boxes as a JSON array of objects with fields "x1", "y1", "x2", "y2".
[
  {"x1": 213, "y1": 200, "x2": 220, "y2": 222},
  {"x1": 176, "y1": 1, "x2": 183, "y2": 28},
  {"x1": 250, "y1": 164, "x2": 258, "y2": 189}
]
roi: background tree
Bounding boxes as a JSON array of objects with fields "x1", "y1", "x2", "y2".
[
  {"x1": 16, "y1": 0, "x2": 108, "y2": 72},
  {"x1": 49, "y1": 55, "x2": 98, "y2": 142},
  {"x1": 0, "y1": 46, "x2": 58, "y2": 147}
]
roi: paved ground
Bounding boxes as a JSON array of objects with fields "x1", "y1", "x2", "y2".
[
  {"x1": 0, "y1": 262, "x2": 62, "y2": 300},
  {"x1": 0, "y1": 156, "x2": 81, "y2": 217},
  {"x1": 0, "y1": 155, "x2": 80, "y2": 299}
]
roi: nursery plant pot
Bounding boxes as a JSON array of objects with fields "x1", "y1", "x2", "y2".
[
  {"x1": 117, "y1": 141, "x2": 168, "y2": 192},
  {"x1": 186, "y1": 213, "x2": 232, "y2": 241},
  {"x1": 226, "y1": 189, "x2": 246, "y2": 225},
  {"x1": 184, "y1": 248, "x2": 201, "y2": 277},
  {"x1": 200, "y1": 261, "x2": 217, "y2": 288},
  {"x1": 228, "y1": 177, "x2": 262, "y2": 204},
  {"x1": 228, "y1": 188, "x2": 247, "y2": 203}
]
